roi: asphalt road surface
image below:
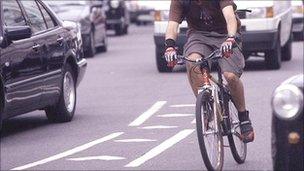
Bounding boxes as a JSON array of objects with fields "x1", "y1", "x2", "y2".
[{"x1": 1, "y1": 25, "x2": 303, "y2": 171}]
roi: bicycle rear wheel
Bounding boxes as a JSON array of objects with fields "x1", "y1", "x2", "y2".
[
  {"x1": 196, "y1": 90, "x2": 224, "y2": 171},
  {"x1": 226, "y1": 95, "x2": 247, "y2": 164}
]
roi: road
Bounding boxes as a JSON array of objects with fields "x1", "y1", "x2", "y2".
[{"x1": 1, "y1": 25, "x2": 303, "y2": 171}]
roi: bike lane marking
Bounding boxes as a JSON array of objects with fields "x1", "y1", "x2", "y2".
[
  {"x1": 11, "y1": 132, "x2": 124, "y2": 170},
  {"x1": 124, "y1": 129, "x2": 195, "y2": 168},
  {"x1": 67, "y1": 156, "x2": 125, "y2": 161},
  {"x1": 129, "y1": 101, "x2": 167, "y2": 127},
  {"x1": 170, "y1": 104, "x2": 195, "y2": 108},
  {"x1": 139, "y1": 125, "x2": 179, "y2": 130}
]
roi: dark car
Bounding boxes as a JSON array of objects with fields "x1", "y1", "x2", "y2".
[
  {"x1": 47, "y1": 0, "x2": 108, "y2": 57},
  {"x1": 0, "y1": 0, "x2": 87, "y2": 130},
  {"x1": 104, "y1": 0, "x2": 130, "y2": 35},
  {"x1": 271, "y1": 74, "x2": 303, "y2": 171},
  {"x1": 292, "y1": 1, "x2": 304, "y2": 41}
]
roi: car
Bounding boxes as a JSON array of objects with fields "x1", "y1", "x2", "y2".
[
  {"x1": 0, "y1": 0, "x2": 87, "y2": 130},
  {"x1": 47, "y1": 0, "x2": 108, "y2": 58},
  {"x1": 127, "y1": 1, "x2": 154, "y2": 26},
  {"x1": 271, "y1": 74, "x2": 303, "y2": 171},
  {"x1": 236, "y1": 1, "x2": 293, "y2": 68},
  {"x1": 104, "y1": 0, "x2": 130, "y2": 35},
  {"x1": 153, "y1": 1, "x2": 293, "y2": 72},
  {"x1": 291, "y1": 0, "x2": 304, "y2": 41}
]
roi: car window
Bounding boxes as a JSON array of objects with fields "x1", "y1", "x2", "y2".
[
  {"x1": 37, "y1": 2, "x2": 56, "y2": 28},
  {"x1": 20, "y1": 0, "x2": 47, "y2": 33},
  {"x1": 3, "y1": 0, "x2": 26, "y2": 27}
]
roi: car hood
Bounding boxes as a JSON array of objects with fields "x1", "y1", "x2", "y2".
[
  {"x1": 54, "y1": 6, "x2": 89, "y2": 22},
  {"x1": 282, "y1": 74, "x2": 304, "y2": 90}
]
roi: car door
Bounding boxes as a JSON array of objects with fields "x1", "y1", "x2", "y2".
[
  {"x1": 1, "y1": 0, "x2": 44, "y2": 116},
  {"x1": 36, "y1": 1, "x2": 67, "y2": 106}
]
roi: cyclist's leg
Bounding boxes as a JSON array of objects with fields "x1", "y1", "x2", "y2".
[
  {"x1": 184, "y1": 32, "x2": 213, "y2": 96},
  {"x1": 219, "y1": 48, "x2": 254, "y2": 143},
  {"x1": 186, "y1": 53, "x2": 205, "y2": 97}
]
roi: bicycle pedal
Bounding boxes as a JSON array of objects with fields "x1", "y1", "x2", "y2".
[{"x1": 223, "y1": 145, "x2": 230, "y2": 148}]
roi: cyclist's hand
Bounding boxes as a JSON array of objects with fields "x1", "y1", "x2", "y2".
[
  {"x1": 221, "y1": 37, "x2": 236, "y2": 58},
  {"x1": 164, "y1": 47, "x2": 178, "y2": 68}
]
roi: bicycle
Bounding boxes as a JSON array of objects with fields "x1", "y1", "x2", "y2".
[{"x1": 176, "y1": 49, "x2": 247, "y2": 171}]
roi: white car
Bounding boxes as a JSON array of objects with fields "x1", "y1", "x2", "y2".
[{"x1": 154, "y1": 1, "x2": 293, "y2": 72}]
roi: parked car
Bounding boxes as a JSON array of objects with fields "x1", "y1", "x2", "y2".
[
  {"x1": 271, "y1": 74, "x2": 303, "y2": 171},
  {"x1": 127, "y1": 1, "x2": 154, "y2": 25},
  {"x1": 47, "y1": 0, "x2": 108, "y2": 58},
  {"x1": 0, "y1": 0, "x2": 87, "y2": 130},
  {"x1": 292, "y1": 0, "x2": 304, "y2": 41},
  {"x1": 104, "y1": 0, "x2": 130, "y2": 35},
  {"x1": 153, "y1": 1, "x2": 293, "y2": 72}
]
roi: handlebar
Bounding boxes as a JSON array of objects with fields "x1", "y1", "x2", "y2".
[{"x1": 176, "y1": 49, "x2": 222, "y2": 65}]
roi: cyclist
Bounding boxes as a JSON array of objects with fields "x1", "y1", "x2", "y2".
[{"x1": 164, "y1": 0, "x2": 254, "y2": 143}]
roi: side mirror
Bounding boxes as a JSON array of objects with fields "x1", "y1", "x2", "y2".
[{"x1": 5, "y1": 26, "x2": 32, "y2": 42}]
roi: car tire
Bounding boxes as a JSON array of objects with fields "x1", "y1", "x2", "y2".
[
  {"x1": 281, "y1": 33, "x2": 293, "y2": 61},
  {"x1": 265, "y1": 34, "x2": 281, "y2": 70},
  {"x1": 98, "y1": 35, "x2": 108, "y2": 52},
  {"x1": 156, "y1": 47, "x2": 172, "y2": 73},
  {"x1": 85, "y1": 31, "x2": 96, "y2": 58},
  {"x1": 46, "y1": 64, "x2": 76, "y2": 123},
  {"x1": 123, "y1": 25, "x2": 128, "y2": 35},
  {"x1": 115, "y1": 24, "x2": 124, "y2": 36}
]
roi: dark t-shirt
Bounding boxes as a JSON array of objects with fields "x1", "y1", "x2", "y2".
[{"x1": 169, "y1": 0, "x2": 241, "y2": 34}]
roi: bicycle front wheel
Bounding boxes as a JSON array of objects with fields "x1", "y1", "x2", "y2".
[
  {"x1": 196, "y1": 90, "x2": 224, "y2": 171},
  {"x1": 226, "y1": 96, "x2": 247, "y2": 164}
]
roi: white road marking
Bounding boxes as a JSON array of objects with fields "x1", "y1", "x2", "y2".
[
  {"x1": 170, "y1": 104, "x2": 195, "y2": 108},
  {"x1": 114, "y1": 139, "x2": 156, "y2": 143},
  {"x1": 67, "y1": 156, "x2": 125, "y2": 161},
  {"x1": 125, "y1": 129, "x2": 195, "y2": 168},
  {"x1": 11, "y1": 132, "x2": 124, "y2": 170},
  {"x1": 129, "y1": 101, "x2": 167, "y2": 127},
  {"x1": 157, "y1": 113, "x2": 194, "y2": 118},
  {"x1": 139, "y1": 125, "x2": 178, "y2": 130},
  {"x1": 191, "y1": 119, "x2": 196, "y2": 124}
]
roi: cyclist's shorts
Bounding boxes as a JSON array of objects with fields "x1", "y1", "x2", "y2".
[{"x1": 183, "y1": 31, "x2": 245, "y2": 77}]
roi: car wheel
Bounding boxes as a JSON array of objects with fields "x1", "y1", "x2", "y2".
[
  {"x1": 281, "y1": 33, "x2": 293, "y2": 61},
  {"x1": 115, "y1": 24, "x2": 124, "y2": 36},
  {"x1": 98, "y1": 35, "x2": 108, "y2": 52},
  {"x1": 123, "y1": 25, "x2": 128, "y2": 35},
  {"x1": 156, "y1": 47, "x2": 172, "y2": 73},
  {"x1": 46, "y1": 64, "x2": 76, "y2": 123},
  {"x1": 85, "y1": 31, "x2": 96, "y2": 58},
  {"x1": 265, "y1": 34, "x2": 281, "y2": 70}
]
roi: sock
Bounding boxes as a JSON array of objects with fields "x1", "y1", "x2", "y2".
[{"x1": 238, "y1": 110, "x2": 249, "y2": 122}]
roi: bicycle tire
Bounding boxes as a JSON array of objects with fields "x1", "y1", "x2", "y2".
[
  {"x1": 196, "y1": 90, "x2": 224, "y2": 171},
  {"x1": 225, "y1": 94, "x2": 247, "y2": 164}
]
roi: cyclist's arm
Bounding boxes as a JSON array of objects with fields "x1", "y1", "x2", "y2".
[
  {"x1": 165, "y1": 21, "x2": 179, "y2": 41},
  {"x1": 222, "y1": 5, "x2": 237, "y2": 37}
]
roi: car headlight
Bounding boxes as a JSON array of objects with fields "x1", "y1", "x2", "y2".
[
  {"x1": 246, "y1": 7, "x2": 274, "y2": 19},
  {"x1": 110, "y1": 0, "x2": 120, "y2": 9},
  {"x1": 272, "y1": 84, "x2": 303, "y2": 120}
]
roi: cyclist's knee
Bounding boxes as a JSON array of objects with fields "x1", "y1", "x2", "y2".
[
  {"x1": 187, "y1": 53, "x2": 202, "y2": 61},
  {"x1": 223, "y1": 72, "x2": 239, "y2": 84}
]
